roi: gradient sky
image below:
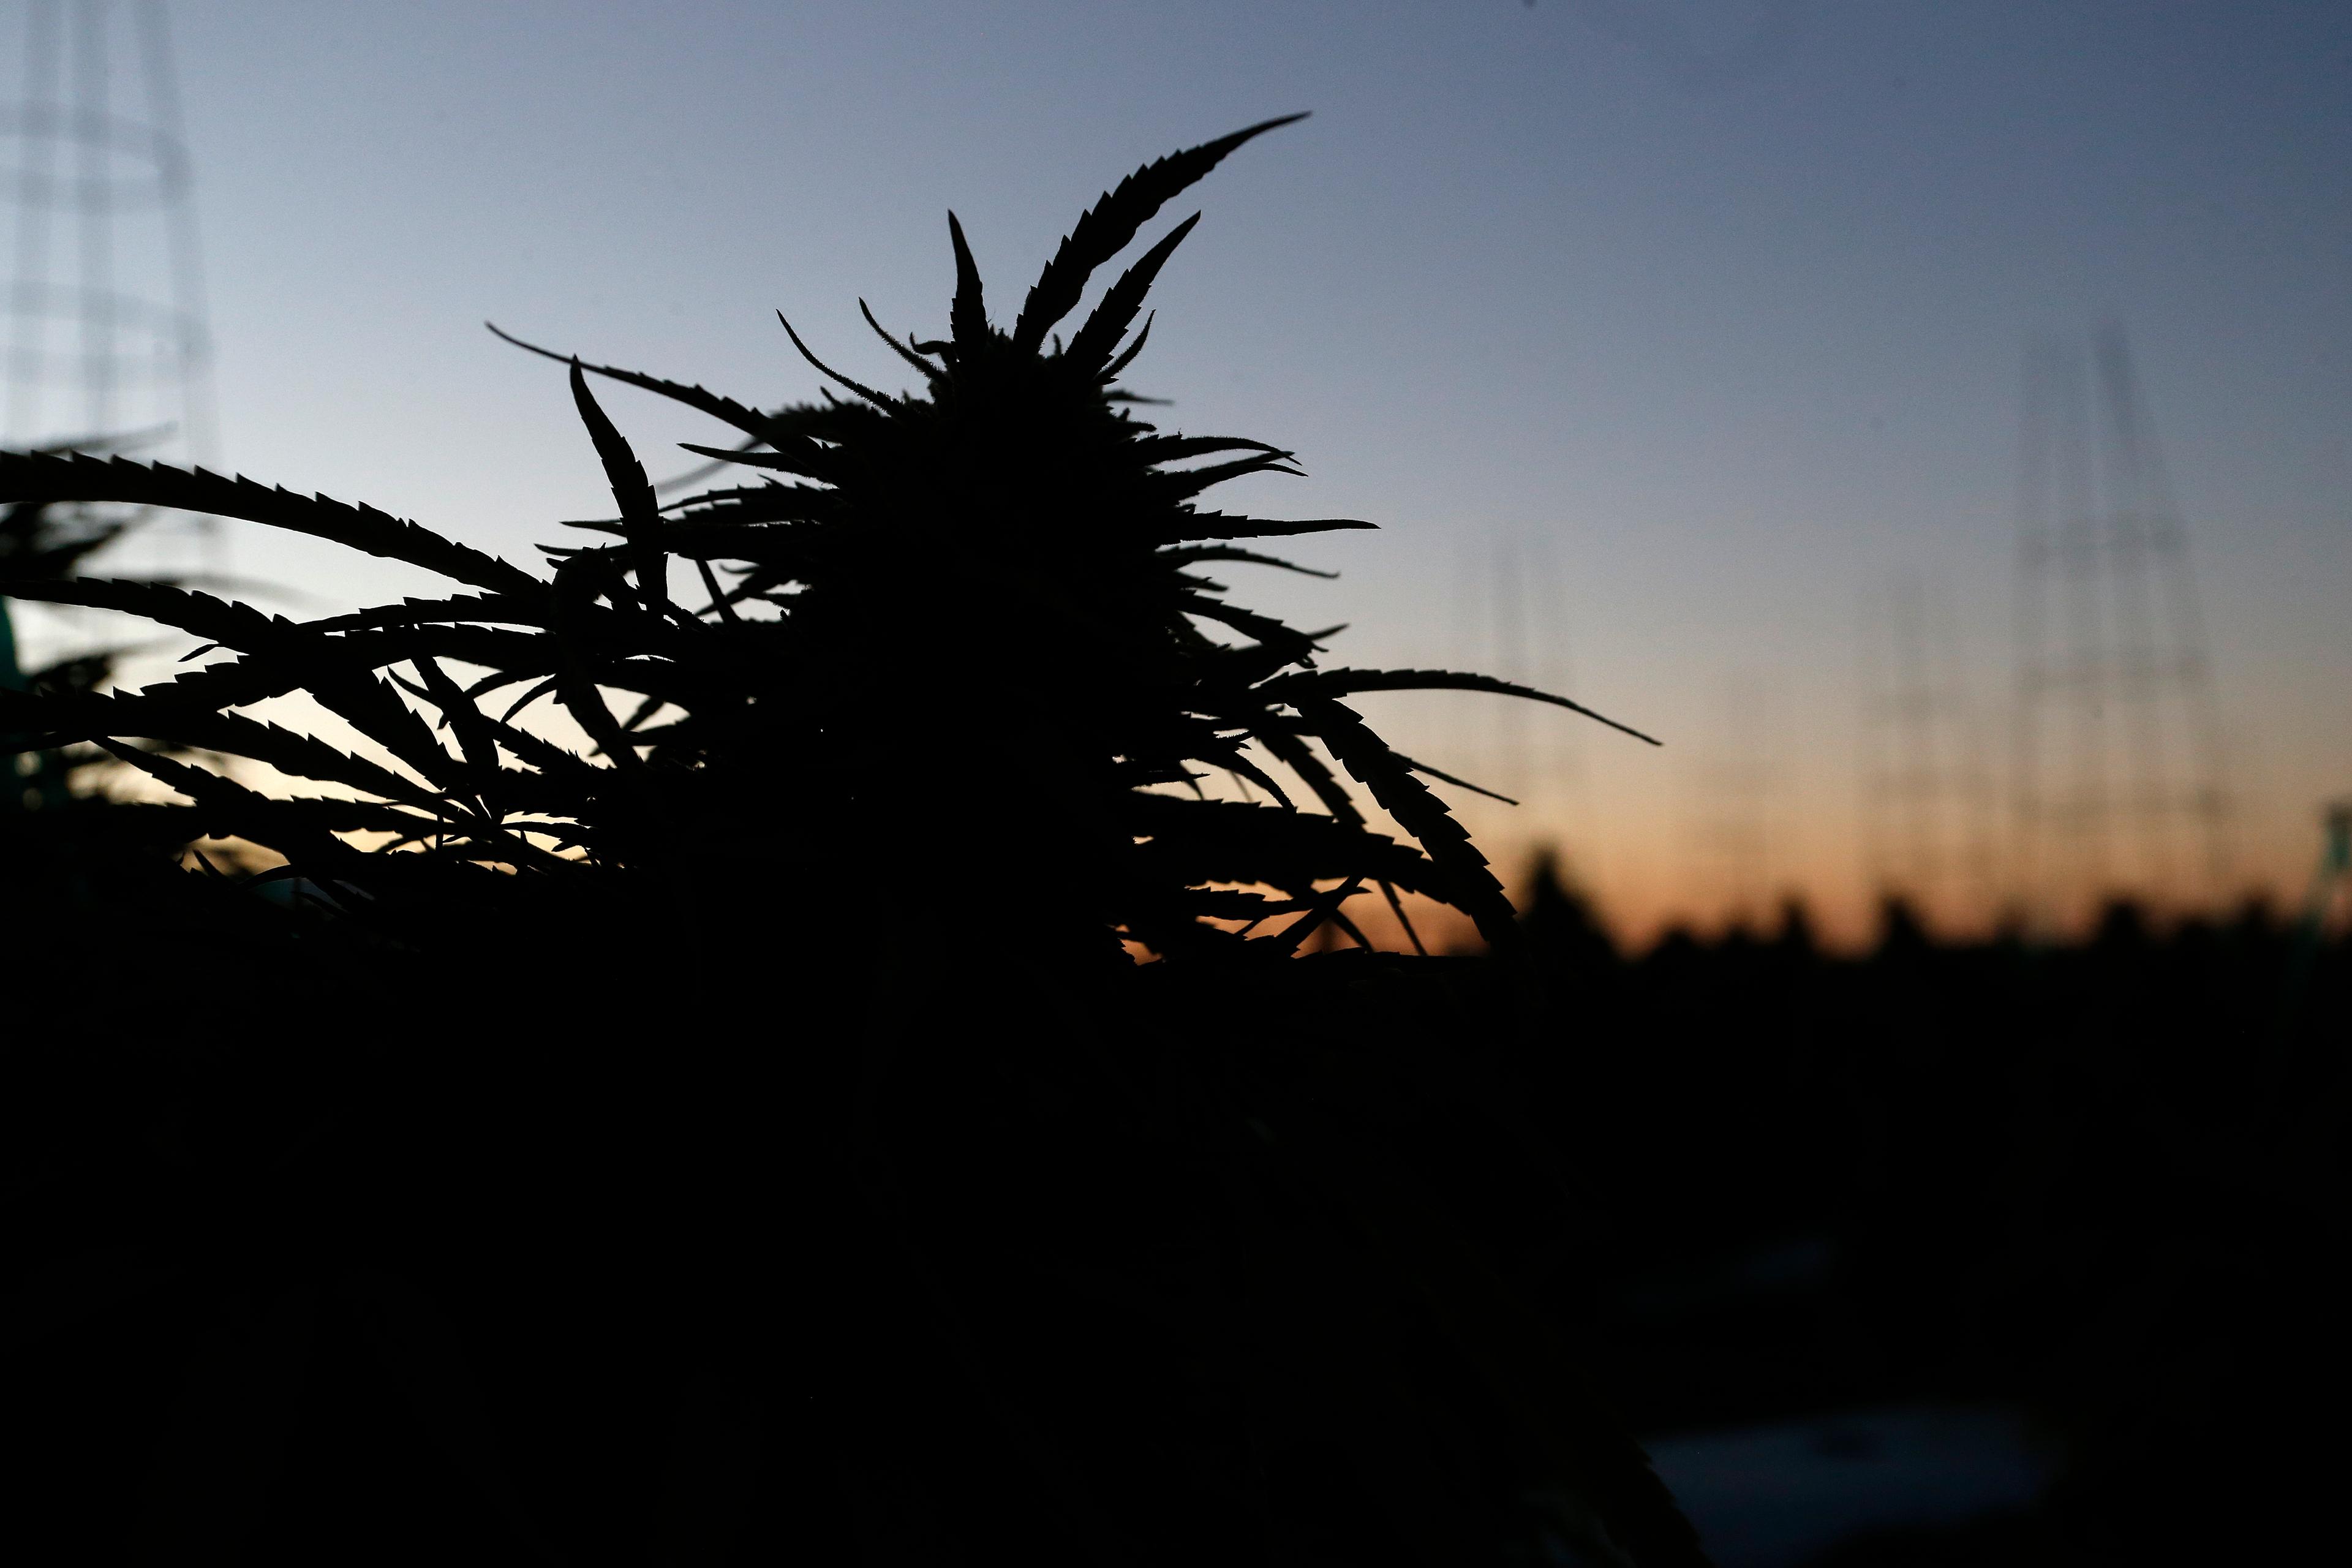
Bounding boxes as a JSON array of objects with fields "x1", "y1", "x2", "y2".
[{"x1": 9, "y1": 1, "x2": 2348, "y2": 943}]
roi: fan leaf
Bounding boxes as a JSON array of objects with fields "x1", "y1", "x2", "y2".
[{"x1": 1011, "y1": 114, "x2": 1306, "y2": 353}]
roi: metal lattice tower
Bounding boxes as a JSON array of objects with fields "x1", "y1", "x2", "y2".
[
  {"x1": 1857, "y1": 570, "x2": 1999, "y2": 933},
  {"x1": 1443, "y1": 522, "x2": 1600, "y2": 886},
  {"x1": 2010, "y1": 326, "x2": 2233, "y2": 931},
  {"x1": 3, "y1": 0, "x2": 216, "y2": 466},
  {"x1": 1684, "y1": 673, "x2": 1778, "y2": 934}
]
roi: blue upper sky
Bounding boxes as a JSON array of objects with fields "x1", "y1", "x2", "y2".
[{"x1": 9, "y1": 1, "x2": 2347, "y2": 938}]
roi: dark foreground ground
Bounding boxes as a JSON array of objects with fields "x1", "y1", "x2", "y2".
[
  {"x1": 4, "y1": 812, "x2": 2345, "y2": 1564},
  {"x1": 1491, "y1": 867, "x2": 2350, "y2": 1562}
]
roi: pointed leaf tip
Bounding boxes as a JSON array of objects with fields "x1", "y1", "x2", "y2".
[
  {"x1": 1101, "y1": 311, "x2": 1154, "y2": 383},
  {"x1": 774, "y1": 312, "x2": 893, "y2": 408},
  {"x1": 1068, "y1": 213, "x2": 1200, "y2": 373},
  {"x1": 858, "y1": 297, "x2": 944, "y2": 379},
  {"x1": 948, "y1": 211, "x2": 987, "y2": 350}
]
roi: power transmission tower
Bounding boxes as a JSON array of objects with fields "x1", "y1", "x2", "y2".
[
  {"x1": 1444, "y1": 526, "x2": 1487, "y2": 786},
  {"x1": 1685, "y1": 673, "x2": 1778, "y2": 935},
  {"x1": 1441, "y1": 522, "x2": 1604, "y2": 897},
  {"x1": 1520, "y1": 526, "x2": 1596, "y2": 858},
  {"x1": 1857, "y1": 570, "x2": 1997, "y2": 934},
  {"x1": 1488, "y1": 529, "x2": 1534, "y2": 804},
  {"x1": 3, "y1": 1, "x2": 217, "y2": 813},
  {"x1": 2010, "y1": 326, "x2": 2232, "y2": 932},
  {"x1": 2, "y1": 0, "x2": 217, "y2": 481}
]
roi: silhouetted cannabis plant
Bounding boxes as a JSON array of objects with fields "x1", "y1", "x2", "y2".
[
  {"x1": 0, "y1": 114, "x2": 1651, "y2": 960},
  {"x1": 2, "y1": 431, "x2": 192, "y2": 815}
]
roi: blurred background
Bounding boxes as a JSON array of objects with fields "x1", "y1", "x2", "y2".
[
  {"x1": 3, "y1": 6, "x2": 2347, "y2": 1563},
  {"x1": 5, "y1": 0, "x2": 2344, "y2": 948}
]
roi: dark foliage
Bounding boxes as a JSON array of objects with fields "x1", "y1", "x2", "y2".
[{"x1": 1502, "y1": 875, "x2": 2350, "y2": 1566}]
